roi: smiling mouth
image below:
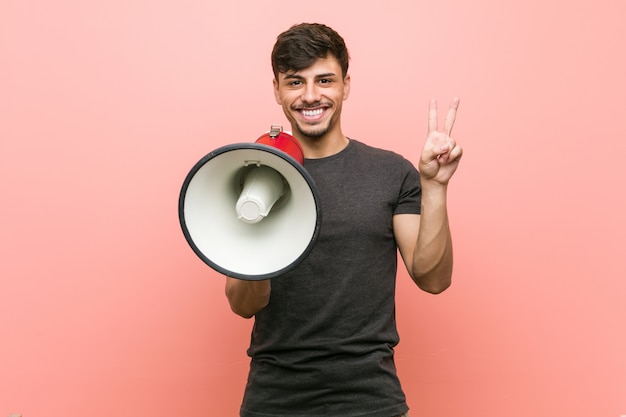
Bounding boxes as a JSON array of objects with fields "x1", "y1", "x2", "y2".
[
  {"x1": 298, "y1": 108, "x2": 326, "y2": 121},
  {"x1": 302, "y1": 108, "x2": 323, "y2": 116}
]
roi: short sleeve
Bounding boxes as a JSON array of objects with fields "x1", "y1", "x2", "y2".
[{"x1": 394, "y1": 159, "x2": 421, "y2": 215}]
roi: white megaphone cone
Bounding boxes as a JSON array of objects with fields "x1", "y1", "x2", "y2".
[{"x1": 178, "y1": 125, "x2": 321, "y2": 280}]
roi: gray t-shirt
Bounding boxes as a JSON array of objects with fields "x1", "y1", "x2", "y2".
[{"x1": 241, "y1": 139, "x2": 422, "y2": 417}]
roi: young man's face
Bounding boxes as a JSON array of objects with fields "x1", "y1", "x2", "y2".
[{"x1": 273, "y1": 56, "x2": 350, "y2": 140}]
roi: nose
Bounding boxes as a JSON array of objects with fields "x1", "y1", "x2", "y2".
[{"x1": 301, "y1": 83, "x2": 321, "y2": 104}]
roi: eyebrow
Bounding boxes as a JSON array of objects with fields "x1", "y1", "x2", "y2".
[{"x1": 282, "y1": 72, "x2": 338, "y2": 80}]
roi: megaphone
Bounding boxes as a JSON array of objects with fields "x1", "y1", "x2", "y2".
[{"x1": 178, "y1": 125, "x2": 321, "y2": 280}]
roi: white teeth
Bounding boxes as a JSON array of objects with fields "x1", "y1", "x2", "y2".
[{"x1": 302, "y1": 109, "x2": 323, "y2": 117}]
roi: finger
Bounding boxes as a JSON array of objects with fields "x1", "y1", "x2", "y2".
[
  {"x1": 444, "y1": 97, "x2": 460, "y2": 136},
  {"x1": 428, "y1": 99, "x2": 438, "y2": 134},
  {"x1": 437, "y1": 144, "x2": 462, "y2": 165},
  {"x1": 448, "y1": 144, "x2": 463, "y2": 163}
]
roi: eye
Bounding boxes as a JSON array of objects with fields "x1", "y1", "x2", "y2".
[{"x1": 288, "y1": 80, "x2": 302, "y2": 86}]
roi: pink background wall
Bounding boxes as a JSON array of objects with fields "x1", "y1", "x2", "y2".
[{"x1": 1, "y1": 0, "x2": 625, "y2": 416}]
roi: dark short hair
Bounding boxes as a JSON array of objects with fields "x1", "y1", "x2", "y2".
[{"x1": 271, "y1": 23, "x2": 350, "y2": 80}]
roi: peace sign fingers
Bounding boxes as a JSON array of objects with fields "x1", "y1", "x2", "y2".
[
  {"x1": 429, "y1": 97, "x2": 460, "y2": 136},
  {"x1": 420, "y1": 97, "x2": 463, "y2": 184}
]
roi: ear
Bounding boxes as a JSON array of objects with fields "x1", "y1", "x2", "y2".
[
  {"x1": 273, "y1": 78, "x2": 282, "y2": 105},
  {"x1": 342, "y1": 74, "x2": 351, "y2": 101}
]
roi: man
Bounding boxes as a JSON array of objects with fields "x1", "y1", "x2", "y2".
[{"x1": 225, "y1": 23, "x2": 462, "y2": 417}]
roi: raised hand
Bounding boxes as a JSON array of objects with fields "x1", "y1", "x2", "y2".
[{"x1": 419, "y1": 97, "x2": 463, "y2": 185}]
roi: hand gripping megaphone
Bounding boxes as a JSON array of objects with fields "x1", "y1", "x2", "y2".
[{"x1": 178, "y1": 125, "x2": 321, "y2": 280}]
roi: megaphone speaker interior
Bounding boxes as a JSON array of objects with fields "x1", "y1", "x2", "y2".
[{"x1": 179, "y1": 128, "x2": 321, "y2": 280}]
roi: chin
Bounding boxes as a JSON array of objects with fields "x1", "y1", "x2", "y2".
[{"x1": 295, "y1": 123, "x2": 329, "y2": 139}]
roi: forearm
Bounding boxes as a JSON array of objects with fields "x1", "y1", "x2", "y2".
[
  {"x1": 411, "y1": 180, "x2": 454, "y2": 293},
  {"x1": 225, "y1": 278, "x2": 271, "y2": 318}
]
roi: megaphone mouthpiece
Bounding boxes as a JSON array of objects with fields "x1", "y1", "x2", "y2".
[{"x1": 236, "y1": 165, "x2": 285, "y2": 224}]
